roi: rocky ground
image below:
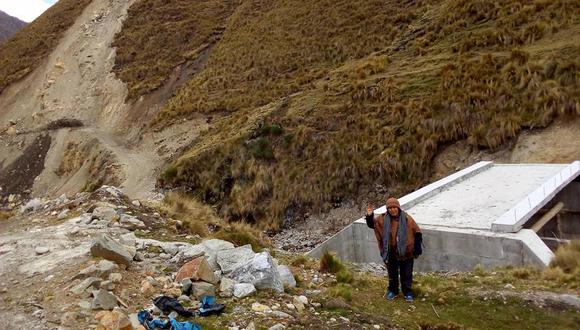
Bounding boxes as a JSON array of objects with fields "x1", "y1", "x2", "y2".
[{"x1": 1, "y1": 185, "x2": 579, "y2": 330}]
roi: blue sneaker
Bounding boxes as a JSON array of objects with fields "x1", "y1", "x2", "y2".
[
  {"x1": 385, "y1": 291, "x2": 397, "y2": 300},
  {"x1": 404, "y1": 294, "x2": 414, "y2": 302}
]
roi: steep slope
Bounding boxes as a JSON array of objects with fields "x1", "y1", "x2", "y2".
[
  {"x1": 0, "y1": 10, "x2": 26, "y2": 43},
  {"x1": 147, "y1": 0, "x2": 580, "y2": 228}
]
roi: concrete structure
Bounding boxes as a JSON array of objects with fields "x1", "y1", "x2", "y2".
[{"x1": 309, "y1": 161, "x2": 580, "y2": 272}]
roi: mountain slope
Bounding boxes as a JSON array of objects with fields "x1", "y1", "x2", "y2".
[{"x1": 0, "y1": 10, "x2": 26, "y2": 43}]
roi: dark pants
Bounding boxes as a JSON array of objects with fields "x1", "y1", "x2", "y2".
[{"x1": 386, "y1": 253, "x2": 414, "y2": 296}]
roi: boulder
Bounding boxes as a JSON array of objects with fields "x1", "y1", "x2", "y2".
[
  {"x1": 140, "y1": 280, "x2": 156, "y2": 296},
  {"x1": 76, "y1": 260, "x2": 119, "y2": 280},
  {"x1": 119, "y1": 214, "x2": 145, "y2": 230},
  {"x1": 277, "y1": 265, "x2": 296, "y2": 288},
  {"x1": 95, "y1": 309, "x2": 132, "y2": 330},
  {"x1": 201, "y1": 239, "x2": 235, "y2": 270},
  {"x1": 92, "y1": 206, "x2": 118, "y2": 222},
  {"x1": 229, "y1": 252, "x2": 283, "y2": 292},
  {"x1": 71, "y1": 277, "x2": 102, "y2": 295},
  {"x1": 119, "y1": 233, "x2": 137, "y2": 247},
  {"x1": 175, "y1": 256, "x2": 218, "y2": 284},
  {"x1": 217, "y1": 244, "x2": 255, "y2": 274},
  {"x1": 91, "y1": 235, "x2": 133, "y2": 267},
  {"x1": 170, "y1": 244, "x2": 205, "y2": 264},
  {"x1": 91, "y1": 289, "x2": 118, "y2": 310},
  {"x1": 219, "y1": 277, "x2": 236, "y2": 298},
  {"x1": 191, "y1": 281, "x2": 216, "y2": 300},
  {"x1": 233, "y1": 283, "x2": 256, "y2": 298}
]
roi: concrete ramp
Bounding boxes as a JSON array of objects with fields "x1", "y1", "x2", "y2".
[{"x1": 308, "y1": 161, "x2": 580, "y2": 272}]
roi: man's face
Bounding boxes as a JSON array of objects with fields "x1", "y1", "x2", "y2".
[{"x1": 387, "y1": 206, "x2": 399, "y2": 217}]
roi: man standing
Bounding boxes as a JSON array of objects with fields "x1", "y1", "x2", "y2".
[{"x1": 365, "y1": 197, "x2": 422, "y2": 301}]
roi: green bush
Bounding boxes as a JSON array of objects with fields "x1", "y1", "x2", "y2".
[{"x1": 320, "y1": 251, "x2": 345, "y2": 273}]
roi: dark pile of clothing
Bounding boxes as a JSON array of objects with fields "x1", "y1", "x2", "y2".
[{"x1": 138, "y1": 295, "x2": 226, "y2": 330}]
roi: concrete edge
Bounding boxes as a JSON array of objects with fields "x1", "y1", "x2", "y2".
[
  {"x1": 307, "y1": 222, "x2": 355, "y2": 258},
  {"x1": 517, "y1": 229, "x2": 554, "y2": 266},
  {"x1": 372, "y1": 161, "x2": 493, "y2": 215},
  {"x1": 492, "y1": 161, "x2": 580, "y2": 233}
]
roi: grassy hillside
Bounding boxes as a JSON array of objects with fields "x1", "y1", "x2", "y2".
[
  {"x1": 112, "y1": 0, "x2": 240, "y2": 99},
  {"x1": 0, "y1": 0, "x2": 92, "y2": 94},
  {"x1": 124, "y1": 0, "x2": 579, "y2": 228}
]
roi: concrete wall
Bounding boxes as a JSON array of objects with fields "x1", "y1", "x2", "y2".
[{"x1": 309, "y1": 222, "x2": 553, "y2": 272}]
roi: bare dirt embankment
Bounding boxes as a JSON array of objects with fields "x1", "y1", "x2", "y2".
[{"x1": 0, "y1": 0, "x2": 206, "y2": 201}]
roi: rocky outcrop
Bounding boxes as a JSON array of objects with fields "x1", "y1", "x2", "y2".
[{"x1": 229, "y1": 252, "x2": 284, "y2": 292}]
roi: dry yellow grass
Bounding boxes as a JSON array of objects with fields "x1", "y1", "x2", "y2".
[
  {"x1": 0, "y1": 0, "x2": 92, "y2": 94},
  {"x1": 152, "y1": 0, "x2": 579, "y2": 228}
]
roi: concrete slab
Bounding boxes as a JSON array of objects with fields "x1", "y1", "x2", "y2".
[{"x1": 406, "y1": 164, "x2": 565, "y2": 230}]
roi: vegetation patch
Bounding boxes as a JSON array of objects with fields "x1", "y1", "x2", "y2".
[
  {"x1": 158, "y1": 0, "x2": 579, "y2": 228},
  {"x1": 0, "y1": 0, "x2": 93, "y2": 94},
  {"x1": 112, "y1": 0, "x2": 240, "y2": 99}
]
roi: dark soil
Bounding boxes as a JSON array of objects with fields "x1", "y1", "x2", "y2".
[{"x1": 0, "y1": 134, "x2": 51, "y2": 198}]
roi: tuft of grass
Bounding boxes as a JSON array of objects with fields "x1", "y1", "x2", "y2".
[
  {"x1": 549, "y1": 240, "x2": 580, "y2": 273},
  {"x1": 0, "y1": 0, "x2": 93, "y2": 94},
  {"x1": 215, "y1": 222, "x2": 267, "y2": 251},
  {"x1": 328, "y1": 283, "x2": 353, "y2": 302},
  {"x1": 473, "y1": 264, "x2": 487, "y2": 276},
  {"x1": 291, "y1": 255, "x2": 309, "y2": 267},
  {"x1": 160, "y1": 192, "x2": 220, "y2": 237},
  {"x1": 336, "y1": 268, "x2": 354, "y2": 284},
  {"x1": 320, "y1": 251, "x2": 345, "y2": 274}
]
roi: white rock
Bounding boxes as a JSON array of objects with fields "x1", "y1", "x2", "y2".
[
  {"x1": 132, "y1": 200, "x2": 141, "y2": 207},
  {"x1": 201, "y1": 239, "x2": 235, "y2": 270},
  {"x1": 21, "y1": 198, "x2": 42, "y2": 213},
  {"x1": 277, "y1": 265, "x2": 296, "y2": 288},
  {"x1": 220, "y1": 277, "x2": 237, "y2": 298},
  {"x1": 35, "y1": 246, "x2": 50, "y2": 255},
  {"x1": 119, "y1": 214, "x2": 145, "y2": 230},
  {"x1": 233, "y1": 283, "x2": 256, "y2": 298},
  {"x1": 268, "y1": 324, "x2": 286, "y2": 330},
  {"x1": 92, "y1": 206, "x2": 117, "y2": 222},
  {"x1": 57, "y1": 209, "x2": 69, "y2": 220},
  {"x1": 217, "y1": 244, "x2": 255, "y2": 274},
  {"x1": 251, "y1": 302, "x2": 270, "y2": 312},
  {"x1": 296, "y1": 295, "x2": 308, "y2": 305},
  {"x1": 229, "y1": 252, "x2": 284, "y2": 292}
]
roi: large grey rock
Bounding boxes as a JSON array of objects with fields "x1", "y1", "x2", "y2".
[
  {"x1": 92, "y1": 206, "x2": 118, "y2": 222},
  {"x1": 119, "y1": 214, "x2": 145, "y2": 230},
  {"x1": 201, "y1": 239, "x2": 235, "y2": 270},
  {"x1": 119, "y1": 233, "x2": 137, "y2": 247},
  {"x1": 70, "y1": 277, "x2": 101, "y2": 295},
  {"x1": 219, "y1": 277, "x2": 237, "y2": 298},
  {"x1": 191, "y1": 281, "x2": 216, "y2": 300},
  {"x1": 91, "y1": 289, "x2": 117, "y2": 310},
  {"x1": 90, "y1": 235, "x2": 133, "y2": 267},
  {"x1": 233, "y1": 283, "x2": 256, "y2": 298},
  {"x1": 171, "y1": 244, "x2": 206, "y2": 264},
  {"x1": 277, "y1": 265, "x2": 296, "y2": 288},
  {"x1": 217, "y1": 245, "x2": 255, "y2": 274},
  {"x1": 76, "y1": 259, "x2": 119, "y2": 280},
  {"x1": 229, "y1": 252, "x2": 284, "y2": 292}
]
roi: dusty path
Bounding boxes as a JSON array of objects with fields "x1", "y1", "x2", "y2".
[{"x1": 0, "y1": 0, "x2": 204, "y2": 200}]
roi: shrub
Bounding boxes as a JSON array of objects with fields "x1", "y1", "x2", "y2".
[
  {"x1": 320, "y1": 251, "x2": 345, "y2": 274},
  {"x1": 549, "y1": 240, "x2": 580, "y2": 273},
  {"x1": 336, "y1": 268, "x2": 354, "y2": 283},
  {"x1": 163, "y1": 166, "x2": 178, "y2": 181}
]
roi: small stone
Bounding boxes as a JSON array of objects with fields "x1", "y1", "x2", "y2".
[
  {"x1": 57, "y1": 209, "x2": 69, "y2": 220},
  {"x1": 140, "y1": 281, "x2": 155, "y2": 296},
  {"x1": 181, "y1": 278, "x2": 193, "y2": 295},
  {"x1": 132, "y1": 200, "x2": 141, "y2": 207},
  {"x1": 251, "y1": 302, "x2": 271, "y2": 313},
  {"x1": 191, "y1": 281, "x2": 216, "y2": 300},
  {"x1": 268, "y1": 324, "x2": 286, "y2": 330},
  {"x1": 219, "y1": 277, "x2": 236, "y2": 298},
  {"x1": 70, "y1": 277, "x2": 101, "y2": 295},
  {"x1": 330, "y1": 317, "x2": 337, "y2": 322},
  {"x1": 233, "y1": 283, "x2": 256, "y2": 298},
  {"x1": 95, "y1": 309, "x2": 132, "y2": 330},
  {"x1": 91, "y1": 289, "x2": 118, "y2": 310},
  {"x1": 292, "y1": 296, "x2": 305, "y2": 312},
  {"x1": 100, "y1": 280, "x2": 115, "y2": 291},
  {"x1": 311, "y1": 302, "x2": 321, "y2": 308},
  {"x1": 35, "y1": 246, "x2": 50, "y2": 255},
  {"x1": 245, "y1": 322, "x2": 256, "y2": 330},
  {"x1": 339, "y1": 316, "x2": 349, "y2": 323},
  {"x1": 504, "y1": 283, "x2": 516, "y2": 290},
  {"x1": 286, "y1": 303, "x2": 295, "y2": 310},
  {"x1": 296, "y1": 295, "x2": 308, "y2": 305},
  {"x1": 270, "y1": 311, "x2": 292, "y2": 318},
  {"x1": 178, "y1": 295, "x2": 191, "y2": 303},
  {"x1": 109, "y1": 273, "x2": 123, "y2": 283},
  {"x1": 78, "y1": 301, "x2": 92, "y2": 310}
]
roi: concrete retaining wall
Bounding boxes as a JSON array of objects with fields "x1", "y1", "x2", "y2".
[{"x1": 308, "y1": 222, "x2": 553, "y2": 272}]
